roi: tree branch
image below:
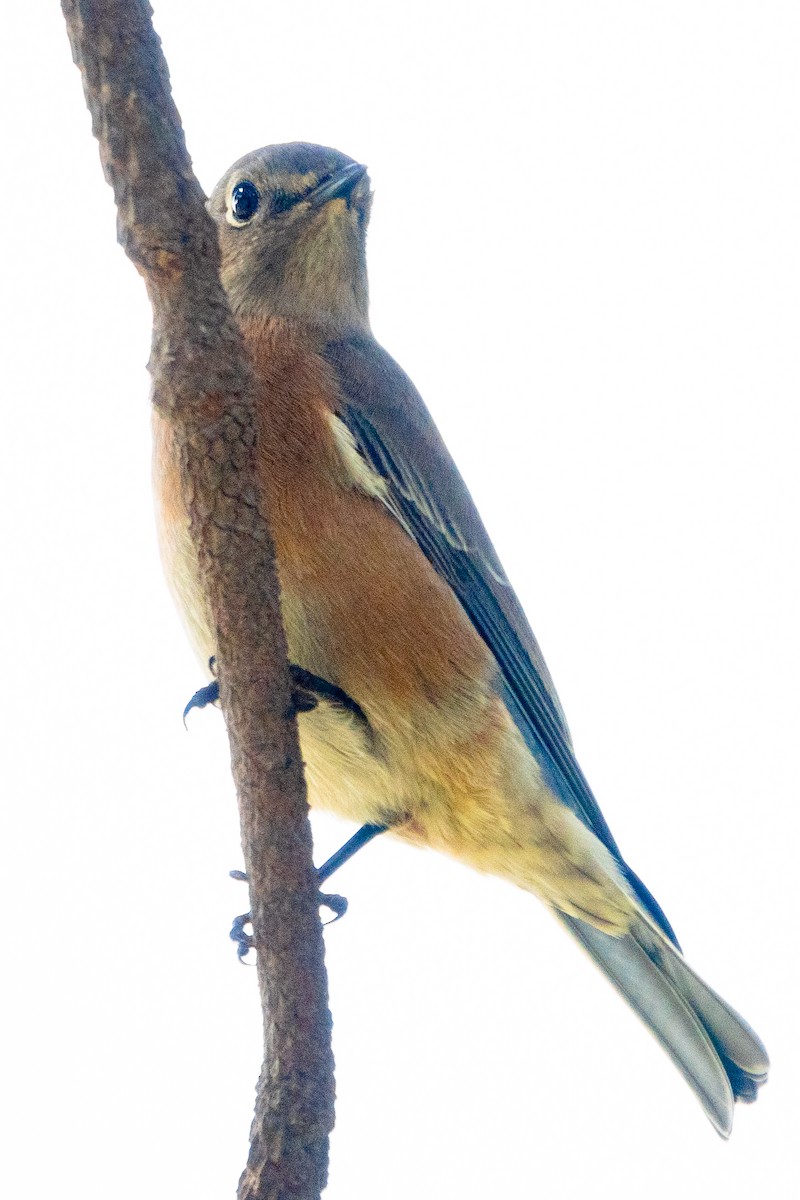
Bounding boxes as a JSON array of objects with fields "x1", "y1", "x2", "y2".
[{"x1": 61, "y1": 3, "x2": 335, "y2": 1196}]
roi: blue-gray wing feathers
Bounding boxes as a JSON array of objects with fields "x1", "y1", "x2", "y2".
[{"x1": 324, "y1": 334, "x2": 677, "y2": 944}]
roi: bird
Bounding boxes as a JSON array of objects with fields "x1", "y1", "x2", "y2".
[{"x1": 152, "y1": 140, "x2": 768, "y2": 1136}]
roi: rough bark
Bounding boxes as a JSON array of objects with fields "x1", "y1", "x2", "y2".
[{"x1": 61, "y1": 3, "x2": 335, "y2": 1196}]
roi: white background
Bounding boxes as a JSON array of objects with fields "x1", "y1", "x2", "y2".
[{"x1": 2, "y1": 3, "x2": 798, "y2": 1197}]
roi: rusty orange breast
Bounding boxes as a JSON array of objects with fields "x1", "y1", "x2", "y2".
[
  {"x1": 241, "y1": 319, "x2": 494, "y2": 723},
  {"x1": 152, "y1": 316, "x2": 495, "y2": 741}
]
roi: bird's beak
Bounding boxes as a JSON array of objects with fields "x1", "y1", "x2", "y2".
[{"x1": 307, "y1": 162, "x2": 368, "y2": 209}]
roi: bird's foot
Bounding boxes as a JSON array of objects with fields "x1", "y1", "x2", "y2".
[
  {"x1": 230, "y1": 911, "x2": 254, "y2": 961},
  {"x1": 320, "y1": 892, "x2": 349, "y2": 922},
  {"x1": 183, "y1": 657, "x2": 219, "y2": 723},
  {"x1": 183, "y1": 661, "x2": 366, "y2": 723},
  {"x1": 183, "y1": 679, "x2": 219, "y2": 723},
  {"x1": 228, "y1": 891, "x2": 350, "y2": 961},
  {"x1": 227, "y1": 825, "x2": 386, "y2": 958},
  {"x1": 287, "y1": 665, "x2": 368, "y2": 725},
  {"x1": 287, "y1": 667, "x2": 319, "y2": 716}
]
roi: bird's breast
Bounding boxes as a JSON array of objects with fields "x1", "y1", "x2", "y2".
[{"x1": 152, "y1": 319, "x2": 499, "y2": 821}]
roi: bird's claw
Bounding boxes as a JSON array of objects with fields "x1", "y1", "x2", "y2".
[
  {"x1": 320, "y1": 892, "x2": 349, "y2": 923},
  {"x1": 230, "y1": 912, "x2": 254, "y2": 962},
  {"x1": 228, "y1": 872, "x2": 350, "y2": 956},
  {"x1": 182, "y1": 660, "x2": 321, "y2": 723},
  {"x1": 183, "y1": 680, "x2": 220, "y2": 724},
  {"x1": 183, "y1": 658, "x2": 220, "y2": 724}
]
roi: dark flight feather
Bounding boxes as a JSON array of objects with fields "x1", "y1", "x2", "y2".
[{"x1": 325, "y1": 333, "x2": 678, "y2": 944}]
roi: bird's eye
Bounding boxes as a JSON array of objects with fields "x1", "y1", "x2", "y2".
[{"x1": 229, "y1": 180, "x2": 260, "y2": 224}]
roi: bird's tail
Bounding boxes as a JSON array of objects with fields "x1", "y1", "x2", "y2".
[{"x1": 560, "y1": 912, "x2": 769, "y2": 1136}]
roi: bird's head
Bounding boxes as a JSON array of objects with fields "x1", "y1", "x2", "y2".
[{"x1": 208, "y1": 142, "x2": 372, "y2": 335}]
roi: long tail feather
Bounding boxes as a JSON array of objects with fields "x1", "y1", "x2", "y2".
[{"x1": 561, "y1": 913, "x2": 769, "y2": 1136}]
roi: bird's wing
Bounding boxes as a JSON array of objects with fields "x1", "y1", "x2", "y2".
[
  {"x1": 324, "y1": 340, "x2": 608, "y2": 831},
  {"x1": 324, "y1": 334, "x2": 678, "y2": 942}
]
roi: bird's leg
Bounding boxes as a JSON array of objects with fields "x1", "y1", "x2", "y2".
[
  {"x1": 184, "y1": 659, "x2": 383, "y2": 954},
  {"x1": 313, "y1": 822, "x2": 388, "y2": 926},
  {"x1": 286, "y1": 665, "x2": 370, "y2": 726},
  {"x1": 183, "y1": 660, "x2": 369, "y2": 724},
  {"x1": 316, "y1": 822, "x2": 387, "y2": 884},
  {"x1": 229, "y1": 823, "x2": 388, "y2": 958}
]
